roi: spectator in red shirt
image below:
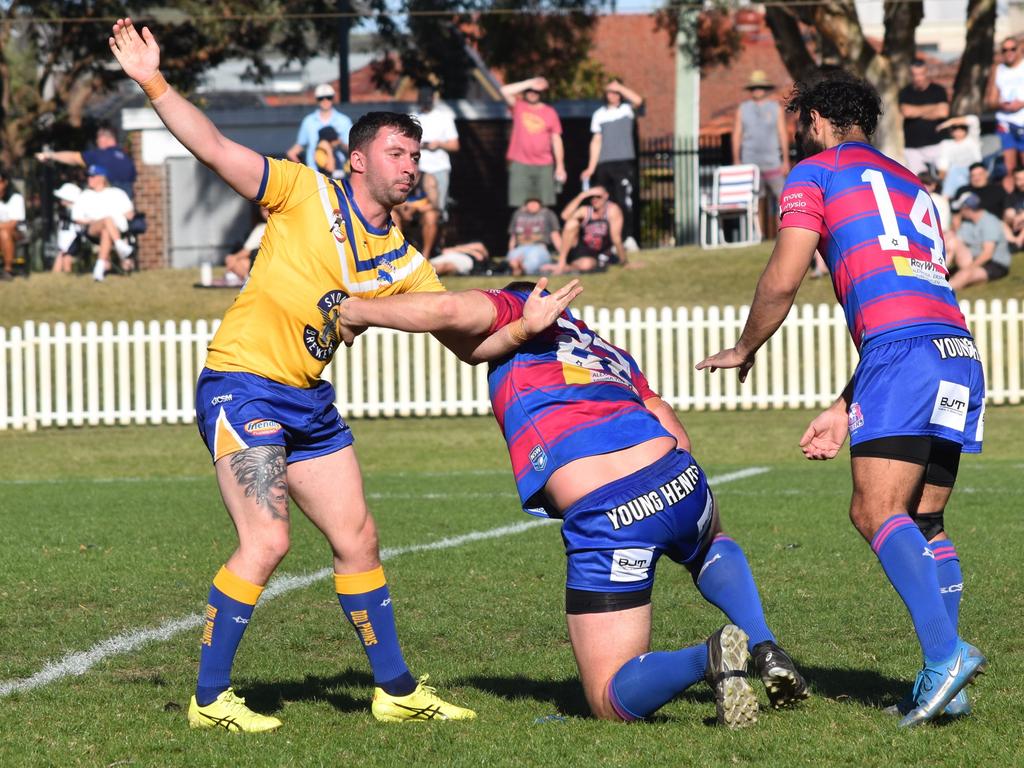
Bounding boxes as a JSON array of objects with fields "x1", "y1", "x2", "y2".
[{"x1": 501, "y1": 76, "x2": 567, "y2": 208}]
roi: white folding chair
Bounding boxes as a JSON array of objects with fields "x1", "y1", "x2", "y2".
[{"x1": 699, "y1": 164, "x2": 761, "y2": 248}]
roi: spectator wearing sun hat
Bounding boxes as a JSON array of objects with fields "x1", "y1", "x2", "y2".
[
  {"x1": 732, "y1": 69, "x2": 790, "y2": 238},
  {"x1": 51, "y1": 182, "x2": 84, "y2": 274},
  {"x1": 286, "y1": 83, "x2": 353, "y2": 170}
]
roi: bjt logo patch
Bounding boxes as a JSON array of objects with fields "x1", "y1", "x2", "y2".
[
  {"x1": 609, "y1": 548, "x2": 654, "y2": 583},
  {"x1": 930, "y1": 380, "x2": 969, "y2": 432}
]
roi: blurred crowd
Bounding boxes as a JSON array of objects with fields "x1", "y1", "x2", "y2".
[{"x1": 6, "y1": 39, "x2": 1023, "y2": 290}]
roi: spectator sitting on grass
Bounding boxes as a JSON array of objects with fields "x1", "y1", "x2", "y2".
[
  {"x1": 935, "y1": 115, "x2": 982, "y2": 199},
  {"x1": 0, "y1": 168, "x2": 26, "y2": 281},
  {"x1": 546, "y1": 186, "x2": 627, "y2": 274},
  {"x1": 506, "y1": 195, "x2": 562, "y2": 275}
]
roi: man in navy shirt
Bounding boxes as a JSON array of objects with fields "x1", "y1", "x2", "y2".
[{"x1": 37, "y1": 125, "x2": 137, "y2": 197}]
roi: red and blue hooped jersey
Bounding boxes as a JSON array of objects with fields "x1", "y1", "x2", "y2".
[
  {"x1": 779, "y1": 142, "x2": 970, "y2": 352},
  {"x1": 481, "y1": 289, "x2": 672, "y2": 518}
]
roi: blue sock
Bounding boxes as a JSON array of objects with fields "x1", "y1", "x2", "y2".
[
  {"x1": 608, "y1": 645, "x2": 708, "y2": 720},
  {"x1": 689, "y1": 534, "x2": 775, "y2": 650},
  {"x1": 931, "y1": 539, "x2": 962, "y2": 631},
  {"x1": 196, "y1": 566, "x2": 262, "y2": 706},
  {"x1": 336, "y1": 567, "x2": 415, "y2": 696},
  {"x1": 871, "y1": 515, "x2": 957, "y2": 663}
]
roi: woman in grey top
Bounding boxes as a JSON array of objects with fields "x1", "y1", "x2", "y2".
[{"x1": 732, "y1": 70, "x2": 790, "y2": 238}]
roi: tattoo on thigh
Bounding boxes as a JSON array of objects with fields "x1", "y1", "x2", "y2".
[{"x1": 230, "y1": 446, "x2": 289, "y2": 520}]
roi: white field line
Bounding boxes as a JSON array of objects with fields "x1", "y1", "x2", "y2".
[{"x1": 0, "y1": 466, "x2": 768, "y2": 698}]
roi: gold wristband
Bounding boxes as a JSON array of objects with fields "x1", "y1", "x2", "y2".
[
  {"x1": 508, "y1": 317, "x2": 530, "y2": 345},
  {"x1": 140, "y1": 71, "x2": 169, "y2": 101}
]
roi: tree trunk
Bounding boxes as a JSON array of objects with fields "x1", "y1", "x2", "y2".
[{"x1": 952, "y1": 0, "x2": 997, "y2": 115}]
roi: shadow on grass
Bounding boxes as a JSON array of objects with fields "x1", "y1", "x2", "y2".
[
  {"x1": 461, "y1": 673, "x2": 591, "y2": 717},
  {"x1": 800, "y1": 663, "x2": 908, "y2": 708},
  {"x1": 235, "y1": 669, "x2": 375, "y2": 715}
]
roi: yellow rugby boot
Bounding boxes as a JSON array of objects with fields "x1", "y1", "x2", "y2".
[
  {"x1": 188, "y1": 688, "x2": 282, "y2": 733},
  {"x1": 372, "y1": 675, "x2": 476, "y2": 722}
]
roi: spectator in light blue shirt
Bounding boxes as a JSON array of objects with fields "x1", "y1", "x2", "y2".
[{"x1": 286, "y1": 83, "x2": 353, "y2": 170}]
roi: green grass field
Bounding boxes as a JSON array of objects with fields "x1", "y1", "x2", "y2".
[{"x1": 2, "y1": 407, "x2": 1022, "y2": 767}]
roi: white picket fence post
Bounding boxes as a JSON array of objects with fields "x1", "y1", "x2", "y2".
[{"x1": 1, "y1": 300, "x2": 1022, "y2": 431}]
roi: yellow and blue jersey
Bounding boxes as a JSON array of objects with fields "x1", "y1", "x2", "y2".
[{"x1": 205, "y1": 157, "x2": 443, "y2": 388}]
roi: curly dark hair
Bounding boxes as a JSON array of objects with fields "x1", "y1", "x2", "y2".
[{"x1": 786, "y1": 68, "x2": 882, "y2": 140}]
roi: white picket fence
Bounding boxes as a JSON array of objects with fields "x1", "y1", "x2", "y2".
[{"x1": 1, "y1": 299, "x2": 1021, "y2": 431}]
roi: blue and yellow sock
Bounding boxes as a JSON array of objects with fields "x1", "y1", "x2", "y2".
[
  {"x1": 608, "y1": 645, "x2": 708, "y2": 720},
  {"x1": 336, "y1": 567, "x2": 416, "y2": 696},
  {"x1": 689, "y1": 534, "x2": 775, "y2": 650},
  {"x1": 195, "y1": 565, "x2": 262, "y2": 706},
  {"x1": 931, "y1": 539, "x2": 962, "y2": 630},
  {"x1": 871, "y1": 515, "x2": 957, "y2": 663}
]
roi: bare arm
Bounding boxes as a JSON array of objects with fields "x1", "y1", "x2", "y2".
[
  {"x1": 338, "y1": 279, "x2": 581, "y2": 363},
  {"x1": 582, "y1": 133, "x2": 601, "y2": 179},
  {"x1": 109, "y1": 18, "x2": 264, "y2": 200},
  {"x1": 696, "y1": 226, "x2": 819, "y2": 381},
  {"x1": 500, "y1": 77, "x2": 547, "y2": 107},
  {"x1": 551, "y1": 133, "x2": 566, "y2": 182},
  {"x1": 286, "y1": 143, "x2": 304, "y2": 163},
  {"x1": 35, "y1": 150, "x2": 85, "y2": 167},
  {"x1": 644, "y1": 396, "x2": 690, "y2": 452},
  {"x1": 776, "y1": 105, "x2": 790, "y2": 171},
  {"x1": 732, "y1": 108, "x2": 743, "y2": 165},
  {"x1": 973, "y1": 240, "x2": 997, "y2": 266},
  {"x1": 560, "y1": 188, "x2": 596, "y2": 222},
  {"x1": 611, "y1": 82, "x2": 644, "y2": 109},
  {"x1": 901, "y1": 102, "x2": 949, "y2": 120}
]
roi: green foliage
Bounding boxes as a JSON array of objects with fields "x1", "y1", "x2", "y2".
[{"x1": 0, "y1": 1, "x2": 339, "y2": 164}]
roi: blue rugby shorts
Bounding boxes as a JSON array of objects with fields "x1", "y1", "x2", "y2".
[
  {"x1": 195, "y1": 368, "x2": 354, "y2": 464},
  {"x1": 848, "y1": 334, "x2": 985, "y2": 452},
  {"x1": 560, "y1": 449, "x2": 715, "y2": 594}
]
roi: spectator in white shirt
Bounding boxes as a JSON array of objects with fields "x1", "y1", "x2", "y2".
[
  {"x1": 0, "y1": 169, "x2": 26, "y2": 280},
  {"x1": 411, "y1": 87, "x2": 459, "y2": 216},
  {"x1": 935, "y1": 114, "x2": 982, "y2": 199},
  {"x1": 72, "y1": 164, "x2": 135, "y2": 281}
]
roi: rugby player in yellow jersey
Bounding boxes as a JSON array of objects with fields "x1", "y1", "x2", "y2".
[{"x1": 109, "y1": 18, "x2": 473, "y2": 731}]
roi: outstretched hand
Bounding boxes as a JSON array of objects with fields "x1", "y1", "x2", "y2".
[
  {"x1": 109, "y1": 18, "x2": 161, "y2": 84},
  {"x1": 799, "y1": 407, "x2": 848, "y2": 460},
  {"x1": 695, "y1": 347, "x2": 756, "y2": 383},
  {"x1": 522, "y1": 277, "x2": 583, "y2": 336}
]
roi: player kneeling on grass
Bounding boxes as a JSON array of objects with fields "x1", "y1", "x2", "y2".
[{"x1": 337, "y1": 279, "x2": 809, "y2": 725}]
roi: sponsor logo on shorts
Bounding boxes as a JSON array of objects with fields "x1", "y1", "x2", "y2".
[
  {"x1": 610, "y1": 548, "x2": 654, "y2": 583},
  {"x1": 303, "y1": 289, "x2": 349, "y2": 361},
  {"x1": 931, "y1": 336, "x2": 981, "y2": 361},
  {"x1": 244, "y1": 419, "x2": 283, "y2": 436},
  {"x1": 849, "y1": 402, "x2": 865, "y2": 432},
  {"x1": 529, "y1": 445, "x2": 547, "y2": 471},
  {"x1": 210, "y1": 393, "x2": 233, "y2": 405},
  {"x1": 930, "y1": 380, "x2": 969, "y2": 432}
]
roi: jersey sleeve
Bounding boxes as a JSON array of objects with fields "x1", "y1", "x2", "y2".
[
  {"x1": 779, "y1": 160, "x2": 826, "y2": 233},
  {"x1": 401, "y1": 255, "x2": 445, "y2": 293},
  {"x1": 257, "y1": 157, "x2": 315, "y2": 212},
  {"x1": 480, "y1": 290, "x2": 526, "y2": 333}
]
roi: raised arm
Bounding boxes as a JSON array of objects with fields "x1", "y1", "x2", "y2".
[
  {"x1": 34, "y1": 150, "x2": 85, "y2": 167},
  {"x1": 696, "y1": 226, "x2": 819, "y2": 381},
  {"x1": 610, "y1": 81, "x2": 644, "y2": 109},
  {"x1": 500, "y1": 77, "x2": 547, "y2": 108},
  {"x1": 108, "y1": 18, "x2": 264, "y2": 200}
]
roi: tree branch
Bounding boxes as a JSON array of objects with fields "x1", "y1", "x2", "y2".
[{"x1": 763, "y1": 7, "x2": 817, "y2": 82}]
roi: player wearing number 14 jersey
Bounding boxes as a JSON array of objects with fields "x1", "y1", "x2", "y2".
[{"x1": 698, "y1": 70, "x2": 986, "y2": 728}]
